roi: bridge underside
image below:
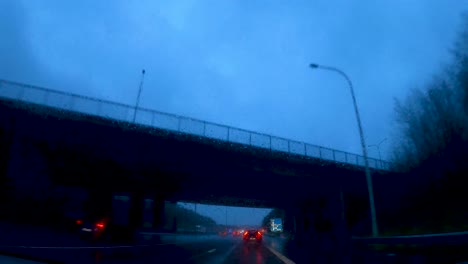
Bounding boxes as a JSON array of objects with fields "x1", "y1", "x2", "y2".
[{"x1": 1, "y1": 98, "x2": 380, "y2": 208}]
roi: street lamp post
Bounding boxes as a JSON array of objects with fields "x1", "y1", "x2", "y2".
[
  {"x1": 309, "y1": 63, "x2": 379, "y2": 237},
  {"x1": 369, "y1": 138, "x2": 387, "y2": 170},
  {"x1": 133, "y1": 69, "x2": 146, "y2": 122}
]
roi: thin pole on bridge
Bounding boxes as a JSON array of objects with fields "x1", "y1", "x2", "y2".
[
  {"x1": 369, "y1": 138, "x2": 387, "y2": 170},
  {"x1": 133, "y1": 69, "x2": 146, "y2": 123}
]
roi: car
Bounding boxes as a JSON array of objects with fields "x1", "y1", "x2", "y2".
[
  {"x1": 242, "y1": 230, "x2": 262, "y2": 243},
  {"x1": 76, "y1": 216, "x2": 111, "y2": 241}
]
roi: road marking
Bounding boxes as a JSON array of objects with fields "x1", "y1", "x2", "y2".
[
  {"x1": 140, "y1": 232, "x2": 214, "y2": 235},
  {"x1": 0, "y1": 243, "x2": 181, "y2": 249},
  {"x1": 225, "y1": 244, "x2": 237, "y2": 257},
  {"x1": 265, "y1": 245, "x2": 296, "y2": 264},
  {"x1": 140, "y1": 232, "x2": 179, "y2": 236},
  {"x1": 185, "y1": 248, "x2": 217, "y2": 261},
  {"x1": 0, "y1": 245, "x2": 146, "y2": 249}
]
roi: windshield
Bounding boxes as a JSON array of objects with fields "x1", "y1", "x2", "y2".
[{"x1": 0, "y1": 1, "x2": 467, "y2": 263}]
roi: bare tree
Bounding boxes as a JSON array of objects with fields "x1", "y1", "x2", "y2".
[
  {"x1": 392, "y1": 14, "x2": 468, "y2": 171},
  {"x1": 389, "y1": 14, "x2": 468, "y2": 233}
]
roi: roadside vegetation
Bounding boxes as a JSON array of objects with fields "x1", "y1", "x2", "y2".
[{"x1": 387, "y1": 13, "x2": 468, "y2": 235}]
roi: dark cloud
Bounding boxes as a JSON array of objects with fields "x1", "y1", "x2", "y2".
[
  {"x1": 0, "y1": 0, "x2": 94, "y2": 95},
  {"x1": 3, "y1": 0, "x2": 466, "y2": 158},
  {"x1": 0, "y1": 1, "x2": 42, "y2": 83}
]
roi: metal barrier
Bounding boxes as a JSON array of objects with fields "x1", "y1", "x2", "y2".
[{"x1": 0, "y1": 79, "x2": 392, "y2": 171}]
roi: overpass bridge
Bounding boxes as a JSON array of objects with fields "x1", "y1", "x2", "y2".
[
  {"x1": 0, "y1": 79, "x2": 392, "y2": 171},
  {"x1": 0, "y1": 79, "x2": 396, "y2": 240}
]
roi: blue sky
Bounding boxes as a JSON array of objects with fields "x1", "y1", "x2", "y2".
[{"x1": 1, "y1": 0, "x2": 466, "y2": 226}]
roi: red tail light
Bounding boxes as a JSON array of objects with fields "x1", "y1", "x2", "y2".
[
  {"x1": 96, "y1": 223, "x2": 105, "y2": 229},
  {"x1": 243, "y1": 231, "x2": 248, "y2": 236},
  {"x1": 257, "y1": 231, "x2": 262, "y2": 237},
  {"x1": 76, "y1": 219, "x2": 82, "y2": 225}
]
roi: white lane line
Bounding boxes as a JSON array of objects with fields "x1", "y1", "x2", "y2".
[
  {"x1": 0, "y1": 243, "x2": 182, "y2": 249},
  {"x1": 140, "y1": 232, "x2": 215, "y2": 236},
  {"x1": 265, "y1": 245, "x2": 296, "y2": 264},
  {"x1": 0, "y1": 245, "x2": 144, "y2": 249},
  {"x1": 206, "y1": 243, "x2": 238, "y2": 264},
  {"x1": 224, "y1": 244, "x2": 238, "y2": 257},
  {"x1": 185, "y1": 248, "x2": 217, "y2": 261}
]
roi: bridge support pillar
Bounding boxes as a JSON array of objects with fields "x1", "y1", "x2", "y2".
[
  {"x1": 283, "y1": 201, "x2": 308, "y2": 244},
  {"x1": 284, "y1": 187, "x2": 351, "y2": 262},
  {"x1": 0, "y1": 116, "x2": 15, "y2": 187},
  {"x1": 87, "y1": 188, "x2": 113, "y2": 217},
  {"x1": 2, "y1": 129, "x2": 56, "y2": 223},
  {"x1": 313, "y1": 187, "x2": 351, "y2": 262},
  {"x1": 126, "y1": 193, "x2": 166, "y2": 231},
  {"x1": 152, "y1": 194, "x2": 166, "y2": 231},
  {"x1": 129, "y1": 192, "x2": 144, "y2": 229},
  {"x1": 283, "y1": 207, "x2": 297, "y2": 235}
]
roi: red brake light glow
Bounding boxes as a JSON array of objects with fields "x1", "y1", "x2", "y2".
[
  {"x1": 76, "y1": 219, "x2": 82, "y2": 225},
  {"x1": 96, "y1": 223, "x2": 105, "y2": 229},
  {"x1": 243, "y1": 231, "x2": 248, "y2": 236}
]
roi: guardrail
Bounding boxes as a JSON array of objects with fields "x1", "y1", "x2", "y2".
[
  {"x1": 0, "y1": 79, "x2": 392, "y2": 171},
  {"x1": 352, "y1": 231, "x2": 468, "y2": 245}
]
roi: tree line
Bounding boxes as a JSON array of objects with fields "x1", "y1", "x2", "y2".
[{"x1": 388, "y1": 13, "x2": 468, "y2": 234}]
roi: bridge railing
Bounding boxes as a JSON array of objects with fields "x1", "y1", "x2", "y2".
[{"x1": 0, "y1": 79, "x2": 392, "y2": 171}]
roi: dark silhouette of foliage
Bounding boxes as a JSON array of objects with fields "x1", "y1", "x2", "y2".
[
  {"x1": 390, "y1": 13, "x2": 468, "y2": 234},
  {"x1": 393, "y1": 13, "x2": 468, "y2": 169}
]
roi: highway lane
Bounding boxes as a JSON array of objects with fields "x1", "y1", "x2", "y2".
[
  {"x1": 221, "y1": 240, "x2": 286, "y2": 264},
  {"x1": 0, "y1": 229, "x2": 294, "y2": 264},
  {"x1": 4, "y1": 231, "x2": 468, "y2": 263},
  {"x1": 133, "y1": 234, "x2": 293, "y2": 264}
]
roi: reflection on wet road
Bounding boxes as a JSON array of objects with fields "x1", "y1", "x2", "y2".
[
  {"x1": 0, "y1": 232, "x2": 294, "y2": 264},
  {"x1": 221, "y1": 241, "x2": 284, "y2": 264}
]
